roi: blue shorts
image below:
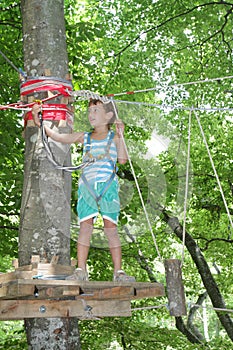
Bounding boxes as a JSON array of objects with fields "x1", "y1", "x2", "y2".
[{"x1": 77, "y1": 180, "x2": 120, "y2": 224}]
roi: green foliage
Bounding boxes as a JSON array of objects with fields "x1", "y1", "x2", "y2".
[
  {"x1": 1, "y1": 0, "x2": 233, "y2": 348},
  {"x1": 0, "y1": 321, "x2": 27, "y2": 349}
]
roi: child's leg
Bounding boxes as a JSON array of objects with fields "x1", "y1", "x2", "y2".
[
  {"x1": 77, "y1": 218, "x2": 93, "y2": 272},
  {"x1": 103, "y1": 219, "x2": 122, "y2": 275}
]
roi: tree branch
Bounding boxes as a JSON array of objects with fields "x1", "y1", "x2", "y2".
[
  {"x1": 195, "y1": 236, "x2": 233, "y2": 251},
  {"x1": 0, "y1": 225, "x2": 18, "y2": 231},
  {"x1": 112, "y1": 1, "x2": 233, "y2": 58},
  {"x1": 175, "y1": 317, "x2": 203, "y2": 344}
]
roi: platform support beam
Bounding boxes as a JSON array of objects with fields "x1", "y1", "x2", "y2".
[{"x1": 0, "y1": 299, "x2": 131, "y2": 320}]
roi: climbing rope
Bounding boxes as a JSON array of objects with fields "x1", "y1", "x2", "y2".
[{"x1": 110, "y1": 100, "x2": 162, "y2": 261}]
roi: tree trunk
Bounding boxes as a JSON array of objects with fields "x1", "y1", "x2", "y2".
[
  {"x1": 19, "y1": 1, "x2": 81, "y2": 348},
  {"x1": 161, "y1": 210, "x2": 233, "y2": 342}
]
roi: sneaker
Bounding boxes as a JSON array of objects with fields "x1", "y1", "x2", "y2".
[
  {"x1": 66, "y1": 268, "x2": 89, "y2": 281},
  {"x1": 113, "y1": 270, "x2": 136, "y2": 282}
]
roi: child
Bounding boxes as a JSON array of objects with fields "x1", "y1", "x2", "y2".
[{"x1": 32, "y1": 99, "x2": 135, "y2": 282}]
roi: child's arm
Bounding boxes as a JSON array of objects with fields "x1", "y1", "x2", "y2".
[
  {"x1": 44, "y1": 125, "x2": 84, "y2": 144},
  {"x1": 115, "y1": 119, "x2": 128, "y2": 164},
  {"x1": 32, "y1": 103, "x2": 84, "y2": 145}
]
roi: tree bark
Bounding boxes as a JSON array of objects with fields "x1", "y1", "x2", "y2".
[
  {"x1": 19, "y1": 1, "x2": 81, "y2": 348},
  {"x1": 161, "y1": 210, "x2": 233, "y2": 342}
]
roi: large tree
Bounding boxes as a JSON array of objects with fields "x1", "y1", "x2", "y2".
[{"x1": 19, "y1": 0, "x2": 80, "y2": 348}]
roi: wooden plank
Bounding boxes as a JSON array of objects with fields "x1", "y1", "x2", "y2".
[
  {"x1": 0, "y1": 282, "x2": 34, "y2": 299},
  {"x1": 33, "y1": 263, "x2": 74, "y2": 276},
  {"x1": 10, "y1": 262, "x2": 74, "y2": 276},
  {"x1": 0, "y1": 279, "x2": 165, "y2": 300},
  {"x1": 0, "y1": 270, "x2": 34, "y2": 285},
  {"x1": 132, "y1": 283, "x2": 165, "y2": 300},
  {"x1": 25, "y1": 280, "x2": 164, "y2": 300},
  {"x1": 76, "y1": 286, "x2": 135, "y2": 300},
  {"x1": 0, "y1": 299, "x2": 131, "y2": 320}
]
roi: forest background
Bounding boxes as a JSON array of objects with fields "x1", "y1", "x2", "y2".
[{"x1": 0, "y1": 0, "x2": 233, "y2": 349}]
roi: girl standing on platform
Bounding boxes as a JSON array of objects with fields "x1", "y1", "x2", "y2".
[{"x1": 32, "y1": 99, "x2": 135, "y2": 282}]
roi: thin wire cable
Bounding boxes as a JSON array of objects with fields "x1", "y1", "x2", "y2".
[
  {"x1": 181, "y1": 110, "x2": 192, "y2": 265},
  {"x1": 132, "y1": 304, "x2": 167, "y2": 311},
  {"x1": 0, "y1": 49, "x2": 22, "y2": 75},
  {"x1": 131, "y1": 302, "x2": 233, "y2": 314},
  {"x1": 107, "y1": 74, "x2": 233, "y2": 97},
  {"x1": 193, "y1": 110, "x2": 233, "y2": 230},
  {"x1": 189, "y1": 304, "x2": 233, "y2": 314},
  {"x1": 115, "y1": 99, "x2": 233, "y2": 112},
  {"x1": 110, "y1": 100, "x2": 162, "y2": 261}
]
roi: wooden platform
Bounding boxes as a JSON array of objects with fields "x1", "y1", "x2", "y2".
[{"x1": 0, "y1": 257, "x2": 165, "y2": 320}]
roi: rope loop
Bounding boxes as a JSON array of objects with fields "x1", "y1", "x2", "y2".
[{"x1": 69, "y1": 90, "x2": 109, "y2": 103}]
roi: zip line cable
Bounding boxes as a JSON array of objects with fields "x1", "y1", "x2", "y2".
[{"x1": 3, "y1": 100, "x2": 233, "y2": 113}]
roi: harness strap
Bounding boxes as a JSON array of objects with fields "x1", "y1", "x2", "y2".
[
  {"x1": 81, "y1": 169, "x2": 116, "y2": 203},
  {"x1": 81, "y1": 130, "x2": 116, "y2": 204},
  {"x1": 85, "y1": 130, "x2": 114, "y2": 155}
]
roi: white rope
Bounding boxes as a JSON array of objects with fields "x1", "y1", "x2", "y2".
[
  {"x1": 69, "y1": 89, "x2": 109, "y2": 103},
  {"x1": 193, "y1": 110, "x2": 233, "y2": 230},
  {"x1": 110, "y1": 100, "x2": 162, "y2": 261},
  {"x1": 181, "y1": 110, "x2": 192, "y2": 265}
]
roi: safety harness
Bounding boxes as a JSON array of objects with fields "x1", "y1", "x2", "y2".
[{"x1": 81, "y1": 130, "x2": 117, "y2": 204}]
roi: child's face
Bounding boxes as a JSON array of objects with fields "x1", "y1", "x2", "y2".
[{"x1": 88, "y1": 101, "x2": 109, "y2": 128}]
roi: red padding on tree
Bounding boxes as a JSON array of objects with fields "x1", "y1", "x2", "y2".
[{"x1": 24, "y1": 104, "x2": 73, "y2": 126}]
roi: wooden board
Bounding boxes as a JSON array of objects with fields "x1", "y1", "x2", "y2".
[
  {"x1": 0, "y1": 279, "x2": 165, "y2": 301},
  {"x1": 0, "y1": 261, "x2": 165, "y2": 319},
  {"x1": 0, "y1": 299, "x2": 131, "y2": 320}
]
